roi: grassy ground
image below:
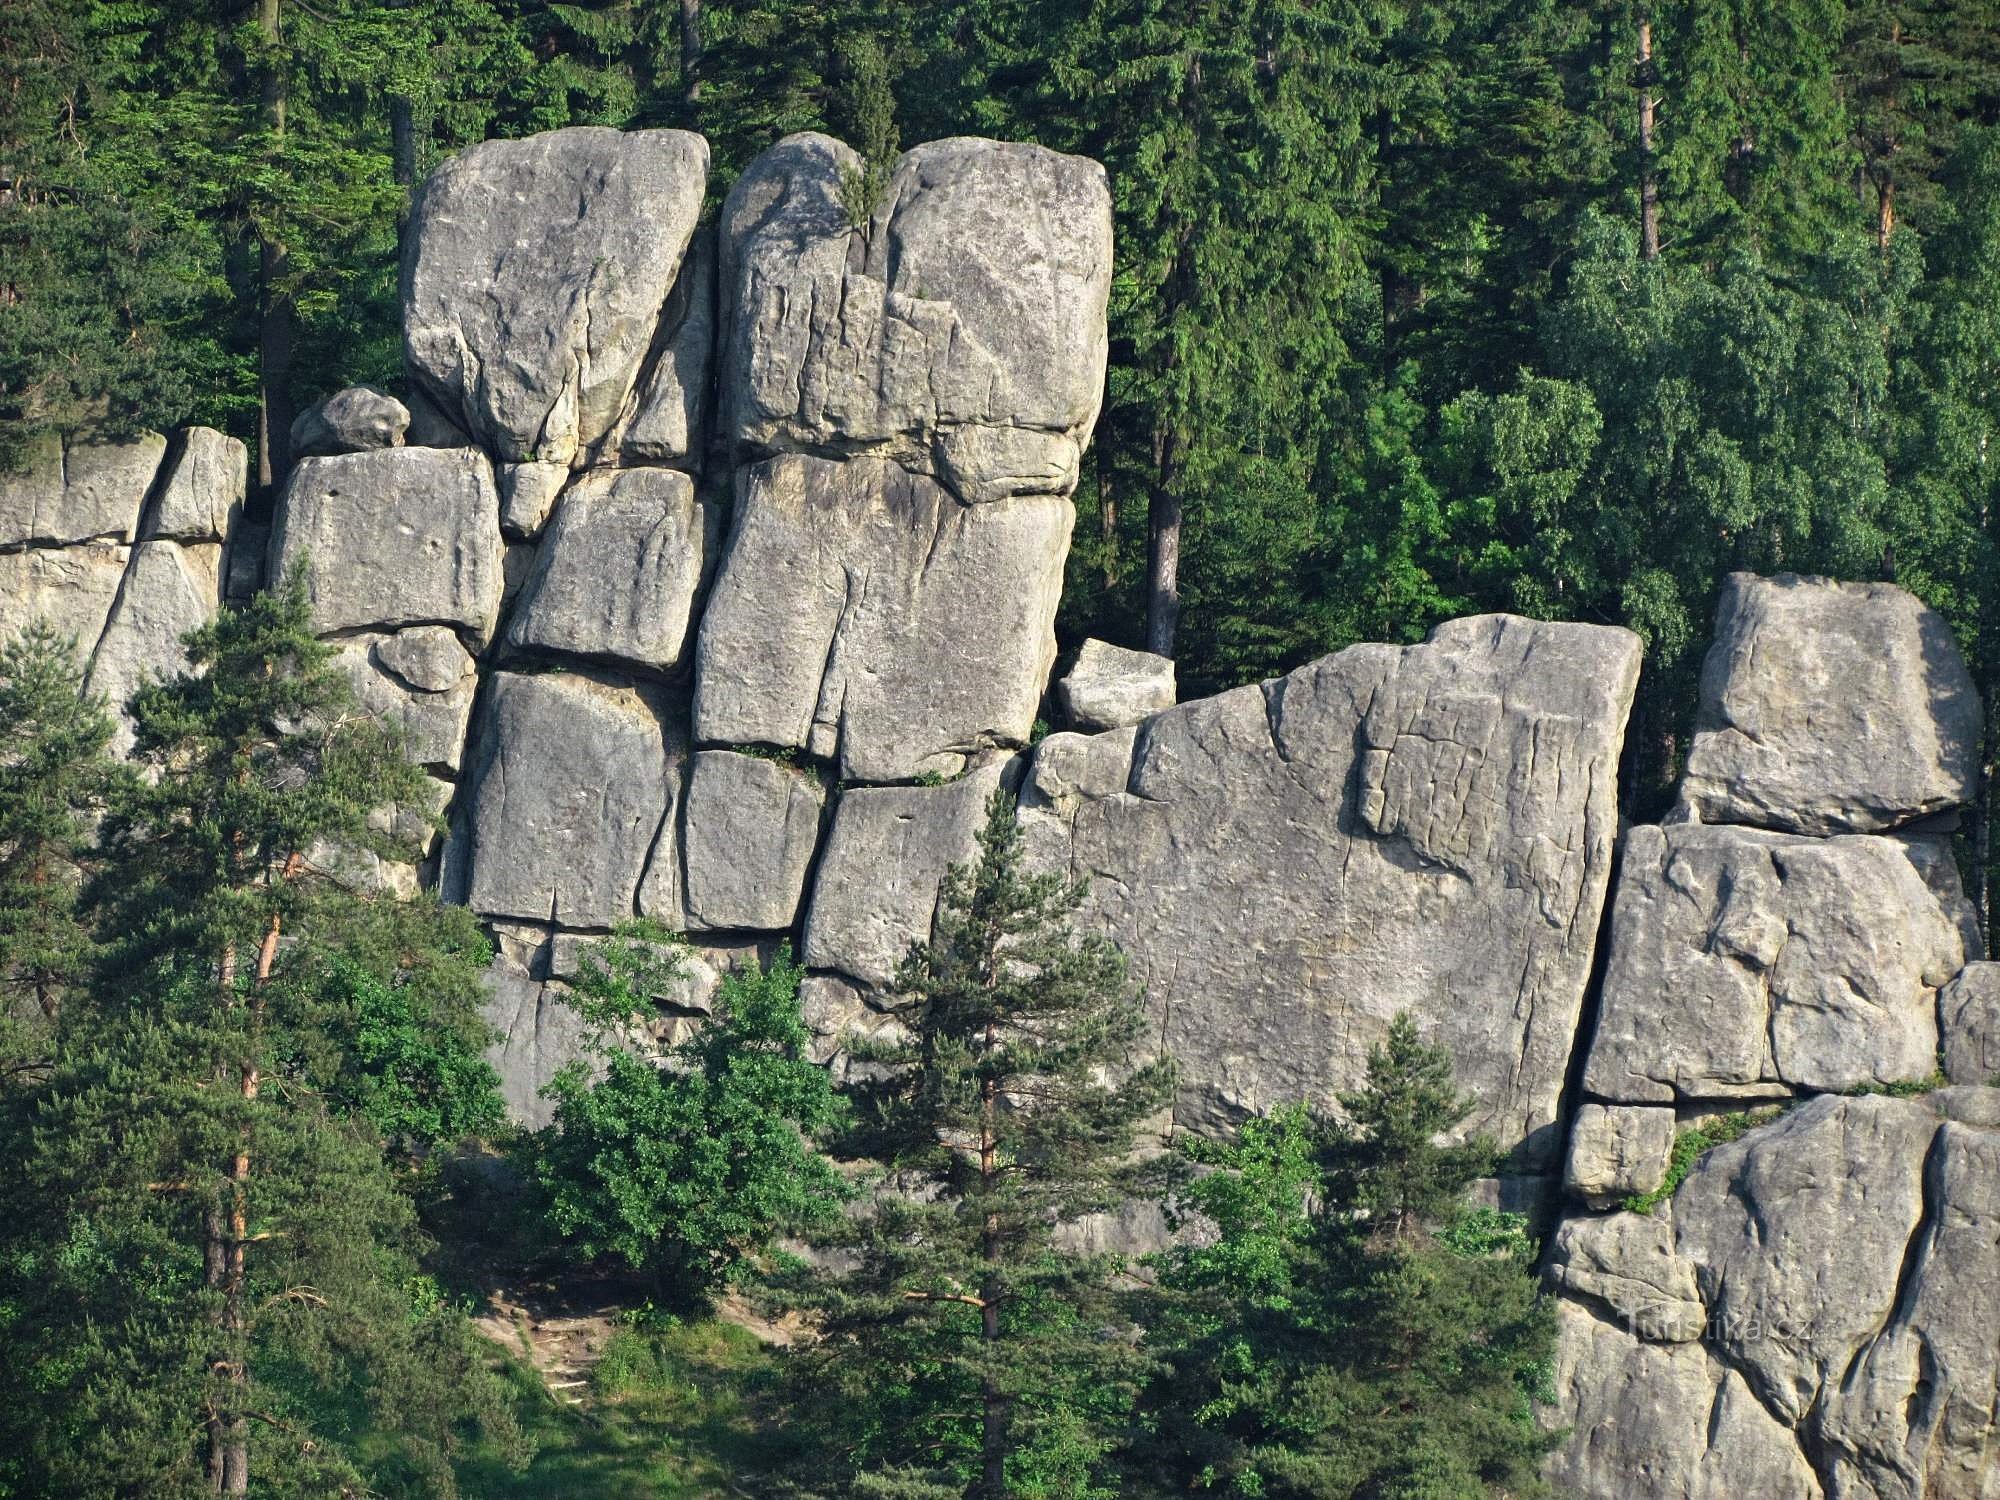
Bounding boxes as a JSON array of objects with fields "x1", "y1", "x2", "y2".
[{"x1": 456, "y1": 1316, "x2": 798, "y2": 1498}]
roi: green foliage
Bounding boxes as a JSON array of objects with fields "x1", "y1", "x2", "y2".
[
  {"x1": 1623, "y1": 1107, "x2": 1789, "y2": 1216},
  {"x1": 1139, "y1": 1016, "x2": 1557, "y2": 1499},
  {"x1": 835, "y1": 30, "x2": 898, "y2": 225},
  {"x1": 778, "y1": 788, "x2": 1173, "y2": 1498},
  {"x1": 531, "y1": 929, "x2": 850, "y2": 1305}
]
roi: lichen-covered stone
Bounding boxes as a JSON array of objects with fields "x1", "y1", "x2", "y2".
[
  {"x1": 693, "y1": 453, "x2": 1069, "y2": 781},
  {"x1": 0, "y1": 430, "x2": 164, "y2": 548},
  {"x1": 270, "y1": 447, "x2": 504, "y2": 644},
  {"x1": 802, "y1": 757, "x2": 1017, "y2": 989},
  {"x1": 1579, "y1": 824, "x2": 1974, "y2": 1105},
  {"x1": 404, "y1": 126, "x2": 708, "y2": 465},
  {"x1": 1058, "y1": 638, "x2": 1175, "y2": 731},
  {"x1": 144, "y1": 427, "x2": 246, "y2": 543},
  {"x1": 289, "y1": 385, "x2": 410, "y2": 457},
  {"x1": 719, "y1": 133, "x2": 1111, "y2": 503},
  {"x1": 456, "y1": 669, "x2": 687, "y2": 928},
  {"x1": 1678, "y1": 573, "x2": 1980, "y2": 835},
  {"x1": 1564, "y1": 1103, "x2": 1678, "y2": 1208},
  {"x1": 86, "y1": 540, "x2": 222, "y2": 752},
  {"x1": 329, "y1": 627, "x2": 479, "y2": 773},
  {"x1": 681, "y1": 750, "x2": 826, "y2": 931},
  {"x1": 506, "y1": 467, "x2": 715, "y2": 673},
  {"x1": 1020, "y1": 614, "x2": 1640, "y2": 1161}
]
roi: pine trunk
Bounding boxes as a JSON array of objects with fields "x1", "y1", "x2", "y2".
[
  {"x1": 680, "y1": 0, "x2": 702, "y2": 106},
  {"x1": 255, "y1": 0, "x2": 292, "y2": 494},
  {"x1": 979, "y1": 1068, "x2": 1005, "y2": 1500},
  {"x1": 1145, "y1": 427, "x2": 1183, "y2": 658},
  {"x1": 1638, "y1": 18, "x2": 1659, "y2": 260},
  {"x1": 1098, "y1": 455, "x2": 1117, "y2": 590}
]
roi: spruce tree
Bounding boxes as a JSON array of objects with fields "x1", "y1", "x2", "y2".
[
  {"x1": 0, "y1": 570, "x2": 519, "y2": 1496},
  {"x1": 1139, "y1": 1015, "x2": 1556, "y2": 1499},
  {"x1": 780, "y1": 788, "x2": 1173, "y2": 1499}
]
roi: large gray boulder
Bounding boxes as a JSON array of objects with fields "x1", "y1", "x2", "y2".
[
  {"x1": 1017, "y1": 614, "x2": 1641, "y2": 1160},
  {"x1": 289, "y1": 385, "x2": 410, "y2": 457},
  {"x1": 693, "y1": 453, "x2": 1069, "y2": 782},
  {"x1": 403, "y1": 126, "x2": 709, "y2": 466},
  {"x1": 719, "y1": 133, "x2": 1111, "y2": 503},
  {"x1": 0, "y1": 429, "x2": 164, "y2": 547},
  {"x1": 681, "y1": 750, "x2": 827, "y2": 931},
  {"x1": 505, "y1": 467, "x2": 716, "y2": 674},
  {"x1": 144, "y1": 427, "x2": 246, "y2": 543},
  {"x1": 1579, "y1": 824, "x2": 1975, "y2": 1106},
  {"x1": 456, "y1": 670, "x2": 687, "y2": 928},
  {"x1": 1547, "y1": 1093, "x2": 2000, "y2": 1499},
  {"x1": 86, "y1": 541, "x2": 222, "y2": 752},
  {"x1": 1678, "y1": 573, "x2": 1980, "y2": 835},
  {"x1": 1563, "y1": 1103, "x2": 1677, "y2": 1209},
  {"x1": 0, "y1": 543, "x2": 131, "y2": 665},
  {"x1": 329, "y1": 627, "x2": 479, "y2": 773},
  {"x1": 803, "y1": 757, "x2": 1017, "y2": 990},
  {"x1": 1058, "y1": 638, "x2": 1175, "y2": 731},
  {"x1": 1941, "y1": 962, "x2": 2000, "y2": 1087},
  {"x1": 270, "y1": 447, "x2": 504, "y2": 645},
  {"x1": 498, "y1": 461, "x2": 567, "y2": 539}
]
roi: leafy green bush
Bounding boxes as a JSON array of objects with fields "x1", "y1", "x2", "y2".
[{"x1": 1625, "y1": 1107, "x2": 1787, "y2": 1215}]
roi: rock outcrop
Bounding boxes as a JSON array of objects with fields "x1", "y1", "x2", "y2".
[
  {"x1": 1058, "y1": 638, "x2": 1175, "y2": 730},
  {"x1": 290, "y1": 385, "x2": 410, "y2": 457}
]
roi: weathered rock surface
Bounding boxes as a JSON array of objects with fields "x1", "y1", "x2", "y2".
[
  {"x1": 1678, "y1": 573, "x2": 1980, "y2": 836},
  {"x1": 693, "y1": 453, "x2": 1069, "y2": 781},
  {"x1": 1564, "y1": 1103, "x2": 1677, "y2": 1209},
  {"x1": 720, "y1": 133, "x2": 1111, "y2": 502},
  {"x1": 144, "y1": 427, "x2": 246, "y2": 543},
  {"x1": 498, "y1": 461, "x2": 567, "y2": 539},
  {"x1": 0, "y1": 429, "x2": 164, "y2": 547},
  {"x1": 681, "y1": 750, "x2": 826, "y2": 932},
  {"x1": 87, "y1": 541, "x2": 222, "y2": 751},
  {"x1": 481, "y1": 958, "x2": 591, "y2": 1130},
  {"x1": 803, "y1": 757, "x2": 1017, "y2": 990},
  {"x1": 271, "y1": 447, "x2": 504, "y2": 644},
  {"x1": 1019, "y1": 613, "x2": 1641, "y2": 1159},
  {"x1": 1941, "y1": 962, "x2": 2000, "y2": 1087},
  {"x1": 0, "y1": 543, "x2": 131, "y2": 664},
  {"x1": 602, "y1": 230, "x2": 714, "y2": 468},
  {"x1": 506, "y1": 466, "x2": 715, "y2": 673},
  {"x1": 1548, "y1": 1093, "x2": 2000, "y2": 1500},
  {"x1": 289, "y1": 385, "x2": 410, "y2": 457},
  {"x1": 1579, "y1": 823, "x2": 1974, "y2": 1106},
  {"x1": 456, "y1": 670, "x2": 687, "y2": 928},
  {"x1": 404, "y1": 126, "x2": 709, "y2": 466},
  {"x1": 1058, "y1": 638, "x2": 1175, "y2": 731},
  {"x1": 330, "y1": 627, "x2": 479, "y2": 772}
]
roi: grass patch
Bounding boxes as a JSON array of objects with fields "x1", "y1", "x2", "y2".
[
  {"x1": 453, "y1": 1317, "x2": 797, "y2": 1498},
  {"x1": 1623, "y1": 1107, "x2": 1787, "y2": 1216},
  {"x1": 1843, "y1": 1068, "x2": 1948, "y2": 1099}
]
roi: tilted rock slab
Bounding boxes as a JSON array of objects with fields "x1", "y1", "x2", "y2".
[
  {"x1": 271, "y1": 447, "x2": 504, "y2": 646},
  {"x1": 720, "y1": 132, "x2": 1111, "y2": 503},
  {"x1": 1018, "y1": 613, "x2": 1641, "y2": 1158},
  {"x1": 0, "y1": 429, "x2": 164, "y2": 548},
  {"x1": 403, "y1": 126, "x2": 709, "y2": 466},
  {"x1": 1678, "y1": 573, "x2": 1979, "y2": 835},
  {"x1": 144, "y1": 427, "x2": 246, "y2": 544},
  {"x1": 693, "y1": 453, "x2": 1069, "y2": 781},
  {"x1": 455, "y1": 670, "x2": 687, "y2": 928},
  {"x1": 86, "y1": 540, "x2": 222, "y2": 753},
  {"x1": 1547, "y1": 1091, "x2": 2000, "y2": 1499},
  {"x1": 1578, "y1": 823, "x2": 1976, "y2": 1107},
  {"x1": 506, "y1": 466, "x2": 716, "y2": 674}
]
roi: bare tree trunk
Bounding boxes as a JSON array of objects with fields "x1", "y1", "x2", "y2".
[
  {"x1": 680, "y1": 0, "x2": 702, "y2": 106},
  {"x1": 1638, "y1": 17, "x2": 1660, "y2": 260},
  {"x1": 1145, "y1": 427, "x2": 1183, "y2": 658},
  {"x1": 254, "y1": 0, "x2": 292, "y2": 495},
  {"x1": 1098, "y1": 455, "x2": 1117, "y2": 591},
  {"x1": 978, "y1": 1047, "x2": 1005, "y2": 1499}
]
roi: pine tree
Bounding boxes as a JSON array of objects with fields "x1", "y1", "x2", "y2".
[
  {"x1": 1138, "y1": 1015, "x2": 1556, "y2": 1499},
  {"x1": 779, "y1": 788, "x2": 1173, "y2": 1498},
  {"x1": 0, "y1": 569, "x2": 519, "y2": 1495}
]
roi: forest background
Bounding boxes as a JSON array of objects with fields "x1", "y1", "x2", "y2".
[{"x1": 6, "y1": 0, "x2": 2000, "y2": 905}]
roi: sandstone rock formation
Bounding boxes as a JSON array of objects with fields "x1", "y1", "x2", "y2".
[
  {"x1": 88, "y1": 540, "x2": 223, "y2": 753},
  {"x1": 1058, "y1": 637, "x2": 1175, "y2": 730},
  {"x1": 0, "y1": 429, "x2": 164, "y2": 548},
  {"x1": 290, "y1": 385, "x2": 410, "y2": 457},
  {"x1": 1678, "y1": 573, "x2": 1980, "y2": 835}
]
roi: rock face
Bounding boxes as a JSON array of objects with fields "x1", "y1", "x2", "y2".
[
  {"x1": 1548, "y1": 1093, "x2": 2000, "y2": 1500},
  {"x1": 1578, "y1": 824, "x2": 1975, "y2": 1105},
  {"x1": 1678, "y1": 573, "x2": 1980, "y2": 835},
  {"x1": 0, "y1": 430, "x2": 164, "y2": 548},
  {"x1": 719, "y1": 133, "x2": 1111, "y2": 503},
  {"x1": 403, "y1": 126, "x2": 709, "y2": 466},
  {"x1": 1942, "y1": 963, "x2": 2000, "y2": 1086},
  {"x1": 145, "y1": 428, "x2": 246, "y2": 543},
  {"x1": 455, "y1": 670, "x2": 687, "y2": 928},
  {"x1": 506, "y1": 466, "x2": 715, "y2": 673},
  {"x1": 1058, "y1": 638, "x2": 1175, "y2": 730},
  {"x1": 1563, "y1": 1103, "x2": 1677, "y2": 1209},
  {"x1": 693, "y1": 454, "x2": 1070, "y2": 781},
  {"x1": 270, "y1": 447, "x2": 504, "y2": 645},
  {"x1": 290, "y1": 385, "x2": 410, "y2": 457},
  {"x1": 330, "y1": 628, "x2": 480, "y2": 773},
  {"x1": 681, "y1": 750, "x2": 826, "y2": 931},
  {"x1": 87, "y1": 541, "x2": 223, "y2": 752},
  {"x1": 1019, "y1": 614, "x2": 1642, "y2": 1158},
  {"x1": 0, "y1": 544, "x2": 132, "y2": 666}
]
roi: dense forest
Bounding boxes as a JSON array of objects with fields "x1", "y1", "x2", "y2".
[{"x1": 6, "y1": 3, "x2": 2000, "y2": 1496}]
